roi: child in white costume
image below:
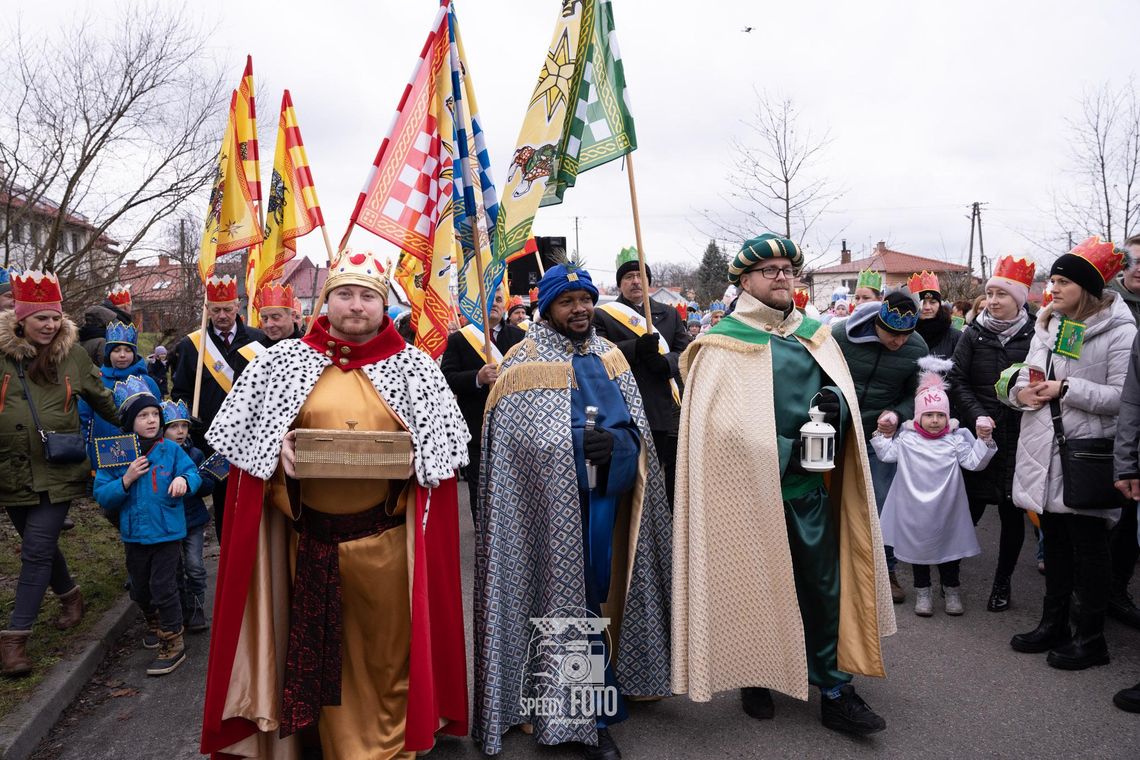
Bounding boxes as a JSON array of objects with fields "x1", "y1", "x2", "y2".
[{"x1": 872, "y1": 357, "x2": 997, "y2": 616}]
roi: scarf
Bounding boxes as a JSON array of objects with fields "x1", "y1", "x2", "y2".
[{"x1": 975, "y1": 308, "x2": 1028, "y2": 345}]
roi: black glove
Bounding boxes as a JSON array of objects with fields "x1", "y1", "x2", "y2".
[
  {"x1": 583, "y1": 427, "x2": 614, "y2": 466},
  {"x1": 634, "y1": 333, "x2": 660, "y2": 362},
  {"x1": 786, "y1": 439, "x2": 809, "y2": 475},
  {"x1": 816, "y1": 389, "x2": 841, "y2": 428}
]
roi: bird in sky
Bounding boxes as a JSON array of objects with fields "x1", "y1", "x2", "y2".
[{"x1": 742, "y1": 26, "x2": 753, "y2": 33}]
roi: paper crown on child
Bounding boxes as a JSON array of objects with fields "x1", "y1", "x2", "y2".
[
  {"x1": 856, "y1": 269, "x2": 884, "y2": 293},
  {"x1": 112, "y1": 375, "x2": 158, "y2": 412},
  {"x1": 708, "y1": 301, "x2": 727, "y2": 315},
  {"x1": 687, "y1": 313, "x2": 702, "y2": 325},
  {"x1": 107, "y1": 284, "x2": 132, "y2": 310},
  {"x1": 161, "y1": 399, "x2": 192, "y2": 426},
  {"x1": 793, "y1": 288, "x2": 811, "y2": 309},
  {"x1": 323, "y1": 249, "x2": 390, "y2": 298},
  {"x1": 257, "y1": 282, "x2": 295, "y2": 310},
  {"x1": 914, "y1": 356, "x2": 953, "y2": 418},
  {"x1": 206, "y1": 275, "x2": 239, "y2": 304},
  {"x1": 104, "y1": 320, "x2": 138, "y2": 348},
  {"x1": 907, "y1": 271, "x2": 941, "y2": 297}
]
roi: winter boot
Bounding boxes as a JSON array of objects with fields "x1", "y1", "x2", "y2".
[
  {"x1": 914, "y1": 587, "x2": 933, "y2": 617},
  {"x1": 740, "y1": 687, "x2": 775, "y2": 720},
  {"x1": 1011, "y1": 595, "x2": 1071, "y2": 653},
  {"x1": 142, "y1": 611, "x2": 161, "y2": 650},
  {"x1": 820, "y1": 684, "x2": 886, "y2": 735},
  {"x1": 53, "y1": 586, "x2": 85, "y2": 630},
  {"x1": 1047, "y1": 611, "x2": 1110, "y2": 670},
  {"x1": 889, "y1": 571, "x2": 906, "y2": 604},
  {"x1": 1107, "y1": 584, "x2": 1140, "y2": 630},
  {"x1": 580, "y1": 727, "x2": 621, "y2": 760},
  {"x1": 1113, "y1": 681, "x2": 1140, "y2": 713},
  {"x1": 944, "y1": 585, "x2": 964, "y2": 616},
  {"x1": 987, "y1": 575, "x2": 1012, "y2": 612},
  {"x1": 0, "y1": 630, "x2": 32, "y2": 677},
  {"x1": 187, "y1": 594, "x2": 209, "y2": 634},
  {"x1": 147, "y1": 627, "x2": 187, "y2": 676}
]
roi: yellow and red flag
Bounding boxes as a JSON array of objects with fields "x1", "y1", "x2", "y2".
[
  {"x1": 235, "y1": 55, "x2": 261, "y2": 205},
  {"x1": 248, "y1": 91, "x2": 325, "y2": 325},
  {"x1": 198, "y1": 91, "x2": 263, "y2": 283}
]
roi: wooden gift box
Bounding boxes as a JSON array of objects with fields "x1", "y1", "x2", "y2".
[{"x1": 293, "y1": 424, "x2": 414, "y2": 480}]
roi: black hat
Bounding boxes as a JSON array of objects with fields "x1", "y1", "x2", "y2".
[
  {"x1": 616, "y1": 260, "x2": 652, "y2": 287},
  {"x1": 1051, "y1": 253, "x2": 1106, "y2": 297},
  {"x1": 875, "y1": 291, "x2": 920, "y2": 335},
  {"x1": 121, "y1": 395, "x2": 163, "y2": 435}
]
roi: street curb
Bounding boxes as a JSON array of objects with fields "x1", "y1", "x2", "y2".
[{"x1": 0, "y1": 594, "x2": 138, "y2": 760}]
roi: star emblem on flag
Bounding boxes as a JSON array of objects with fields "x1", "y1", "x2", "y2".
[{"x1": 530, "y1": 29, "x2": 575, "y2": 122}]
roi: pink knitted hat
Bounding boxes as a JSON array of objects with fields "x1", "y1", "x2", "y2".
[{"x1": 914, "y1": 356, "x2": 952, "y2": 418}]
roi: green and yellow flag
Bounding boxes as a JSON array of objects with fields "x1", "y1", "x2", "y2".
[{"x1": 494, "y1": 0, "x2": 637, "y2": 260}]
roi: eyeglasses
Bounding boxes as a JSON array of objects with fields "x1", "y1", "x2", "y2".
[{"x1": 746, "y1": 266, "x2": 796, "y2": 280}]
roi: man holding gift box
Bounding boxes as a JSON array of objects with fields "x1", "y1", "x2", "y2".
[{"x1": 200, "y1": 250, "x2": 470, "y2": 759}]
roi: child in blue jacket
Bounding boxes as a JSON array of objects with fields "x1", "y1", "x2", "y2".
[
  {"x1": 160, "y1": 400, "x2": 214, "y2": 634},
  {"x1": 95, "y1": 377, "x2": 200, "y2": 677},
  {"x1": 79, "y1": 321, "x2": 162, "y2": 464}
]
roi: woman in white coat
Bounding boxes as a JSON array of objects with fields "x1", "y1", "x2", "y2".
[{"x1": 1003, "y1": 237, "x2": 1136, "y2": 671}]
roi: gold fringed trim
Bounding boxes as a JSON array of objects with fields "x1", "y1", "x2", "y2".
[
  {"x1": 600, "y1": 347, "x2": 632, "y2": 380},
  {"x1": 485, "y1": 361, "x2": 574, "y2": 416}
]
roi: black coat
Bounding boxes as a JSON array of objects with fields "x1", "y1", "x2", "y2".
[
  {"x1": 946, "y1": 316, "x2": 1034, "y2": 504},
  {"x1": 593, "y1": 296, "x2": 691, "y2": 433},
  {"x1": 915, "y1": 308, "x2": 963, "y2": 360},
  {"x1": 439, "y1": 323, "x2": 527, "y2": 448},
  {"x1": 147, "y1": 358, "x2": 170, "y2": 397},
  {"x1": 170, "y1": 317, "x2": 265, "y2": 433}
]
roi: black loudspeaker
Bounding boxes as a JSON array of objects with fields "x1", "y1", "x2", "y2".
[{"x1": 507, "y1": 236, "x2": 565, "y2": 296}]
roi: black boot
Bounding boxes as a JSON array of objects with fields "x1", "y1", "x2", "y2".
[
  {"x1": 987, "y1": 575, "x2": 1012, "y2": 613},
  {"x1": 1107, "y1": 585, "x2": 1140, "y2": 630},
  {"x1": 820, "y1": 685, "x2": 886, "y2": 735},
  {"x1": 580, "y1": 728, "x2": 621, "y2": 760},
  {"x1": 1047, "y1": 610, "x2": 1110, "y2": 670},
  {"x1": 1010, "y1": 595, "x2": 1071, "y2": 653},
  {"x1": 1113, "y1": 681, "x2": 1140, "y2": 713},
  {"x1": 740, "y1": 687, "x2": 774, "y2": 720}
]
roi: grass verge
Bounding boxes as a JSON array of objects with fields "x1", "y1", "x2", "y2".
[{"x1": 0, "y1": 497, "x2": 127, "y2": 720}]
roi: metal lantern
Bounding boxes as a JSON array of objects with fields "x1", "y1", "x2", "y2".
[{"x1": 799, "y1": 406, "x2": 836, "y2": 472}]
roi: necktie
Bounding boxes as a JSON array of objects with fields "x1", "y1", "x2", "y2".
[{"x1": 221, "y1": 332, "x2": 231, "y2": 350}]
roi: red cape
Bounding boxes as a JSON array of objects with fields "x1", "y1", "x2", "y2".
[{"x1": 199, "y1": 469, "x2": 469, "y2": 757}]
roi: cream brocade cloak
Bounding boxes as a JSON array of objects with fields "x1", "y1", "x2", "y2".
[{"x1": 672, "y1": 292, "x2": 896, "y2": 702}]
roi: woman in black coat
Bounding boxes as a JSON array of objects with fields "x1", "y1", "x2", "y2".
[{"x1": 947, "y1": 266, "x2": 1036, "y2": 612}]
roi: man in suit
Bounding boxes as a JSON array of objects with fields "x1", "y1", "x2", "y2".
[
  {"x1": 439, "y1": 289, "x2": 526, "y2": 517},
  {"x1": 593, "y1": 247, "x2": 691, "y2": 507},
  {"x1": 171, "y1": 275, "x2": 266, "y2": 542}
]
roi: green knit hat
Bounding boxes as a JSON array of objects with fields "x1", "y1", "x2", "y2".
[{"x1": 728, "y1": 234, "x2": 803, "y2": 285}]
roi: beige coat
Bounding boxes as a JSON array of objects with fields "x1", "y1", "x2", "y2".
[{"x1": 672, "y1": 293, "x2": 896, "y2": 702}]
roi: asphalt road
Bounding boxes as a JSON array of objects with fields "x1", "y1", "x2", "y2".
[{"x1": 32, "y1": 491, "x2": 1140, "y2": 759}]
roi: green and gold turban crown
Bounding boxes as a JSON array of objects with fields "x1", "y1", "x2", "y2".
[{"x1": 728, "y1": 233, "x2": 803, "y2": 285}]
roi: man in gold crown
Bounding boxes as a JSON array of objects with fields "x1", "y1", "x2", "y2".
[
  {"x1": 256, "y1": 282, "x2": 304, "y2": 345},
  {"x1": 171, "y1": 275, "x2": 265, "y2": 541},
  {"x1": 200, "y1": 249, "x2": 470, "y2": 759}
]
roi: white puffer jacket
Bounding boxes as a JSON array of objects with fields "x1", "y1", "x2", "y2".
[{"x1": 1006, "y1": 293, "x2": 1137, "y2": 521}]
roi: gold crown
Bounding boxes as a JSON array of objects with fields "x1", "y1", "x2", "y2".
[{"x1": 324, "y1": 249, "x2": 390, "y2": 299}]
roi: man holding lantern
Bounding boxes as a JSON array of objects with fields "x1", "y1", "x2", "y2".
[{"x1": 671, "y1": 233, "x2": 896, "y2": 736}]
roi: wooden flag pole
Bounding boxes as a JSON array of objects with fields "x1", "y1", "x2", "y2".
[
  {"x1": 190, "y1": 296, "x2": 210, "y2": 419},
  {"x1": 319, "y1": 225, "x2": 337, "y2": 265},
  {"x1": 535, "y1": 250, "x2": 546, "y2": 276},
  {"x1": 302, "y1": 226, "x2": 340, "y2": 337},
  {"x1": 469, "y1": 217, "x2": 495, "y2": 361},
  {"x1": 624, "y1": 152, "x2": 655, "y2": 333}
]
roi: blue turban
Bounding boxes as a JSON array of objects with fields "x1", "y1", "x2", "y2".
[{"x1": 536, "y1": 264, "x2": 599, "y2": 316}]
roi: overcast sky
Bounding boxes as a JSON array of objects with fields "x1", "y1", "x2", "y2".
[{"x1": 16, "y1": 0, "x2": 1140, "y2": 279}]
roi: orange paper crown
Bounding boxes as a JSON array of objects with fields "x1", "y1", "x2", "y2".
[
  {"x1": 528, "y1": 287, "x2": 539, "y2": 304},
  {"x1": 907, "y1": 270, "x2": 941, "y2": 295},
  {"x1": 793, "y1": 287, "x2": 811, "y2": 309},
  {"x1": 1042, "y1": 287, "x2": 1054, "y2": 306},
  {"x1": 257, "y1": 282, "x2": 295, "y2": 310},
  {"x1": 507, "y1": 295, "x2": 525, "y2": 311},
  {"x1": 991, "y1": 256, "x2": 1036, "y2": 288},
  {"x1": 206, "y1": 275, "x2": 238, "y2": 304},
  {"x1": 12, "y1": 270, "x2": 63, "y2": 308},
  {"x1": 1071, "y1": 235, "x2": 1126, "y2": 284},
  {"x1": 107, "y1": 284, "x2": 132, "y2": 309}
]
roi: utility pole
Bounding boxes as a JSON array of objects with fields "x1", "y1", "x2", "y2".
[
  {"x1": 967, "y1": 203, "x2": 977, "y2": 275},
  {"x1": 574, "y1": 216, "x2": 581, "y2": 258},
  {"x1": 976, "y1": 203, "x2": 986, "y2": 279}
]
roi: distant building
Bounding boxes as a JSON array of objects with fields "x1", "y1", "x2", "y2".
[
  {"x1": 805, "y1": 241, "x2": 972, "y2": 308},
  {"x1": 650, "y1": 286, "x2": 688, "y2": 307},
  {"x1": 1, "y1": 183, "x2": 120, "y2": 278}
]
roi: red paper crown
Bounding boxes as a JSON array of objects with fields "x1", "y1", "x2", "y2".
[
  {"x1": 907, "y1": 271, "x2": 941, "y2": 295},
  {"x1": 257, "y1": 282, "x2": 294, "y2": 310},
  {"x1": 107, "y1": 284, "x2": 132, "y2": 309},
  {"x1": 528, "y1": 286, "x2": 539, "y2": 304},
  {"x1": 1071, "y1": 235, "x2": 1126, "y2": 284},
  {"x1": 291, "y1": 297, "x2": 303, "y2": 313},
  {"x1": 507, "y1": 295, "x2": 525, "y2": 311},
  {"x1": 793, "y1": 288, "x2": 811, "y2": 309},
  {"x1": 992, "y1": 256, "x2": 1036, "y2": 288},
  {"x1": 206, "y1": 275, "x2": 238, "y2": 303},
  {"x1": 1042, "y1": 288, "x2": 1054, "y2": 306},
  {"x1": 12, "y1": 270, "x2": 63, "y2": 307}
]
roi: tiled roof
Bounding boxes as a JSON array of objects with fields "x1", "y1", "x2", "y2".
[{"x1": 813, "y1": 245, "x2": 971, "y2": 275}]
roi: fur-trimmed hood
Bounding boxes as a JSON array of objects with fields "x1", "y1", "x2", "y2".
[{"x1": 0, "y1": 308, "x2": 78, "y2": 364}]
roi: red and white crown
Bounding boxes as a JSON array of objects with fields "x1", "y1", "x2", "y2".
[
  {"x1": 324, "y1": 249, "x2": 389, "y2": 297},
  {"x1": 793, "y1": 287, "x2": 811, "y2": 309},
  {"x1": 206, "y1": 275, "x2": 238, "y2": 304},
  {"x1": 257, "y1": 282, "x2": 295, "y2": 310},
  {"x1": 1071, "y1": 235, "x2": 1126, "y2": 284},
  {"x1": 907, "y1": 270, "x2": 941, "y2": 295},
  {"x1": 107, "y1": 284, "x2": 132, "y2": 309},
  {"x1": 12, "y1": 270, "x2": 63, "y2": 308},
  {"x1": 991, "y1": 256, "x2": 1036, "y2": 288}
]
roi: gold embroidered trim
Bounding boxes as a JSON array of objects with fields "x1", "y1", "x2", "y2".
[{"x1": 485, "y1": 361, "x2": 573, "y2": 414}]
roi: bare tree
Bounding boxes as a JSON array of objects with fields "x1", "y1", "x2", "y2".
[
  {"x1": 1052, "y1": 81, "x2": 1140, "y2": 248},
  {"x1": 0, "y1": 3, "x2": 226, "y2": 308},
  {"x1": 704, "y1": 92, "x2": 845, "y2": 258}
]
